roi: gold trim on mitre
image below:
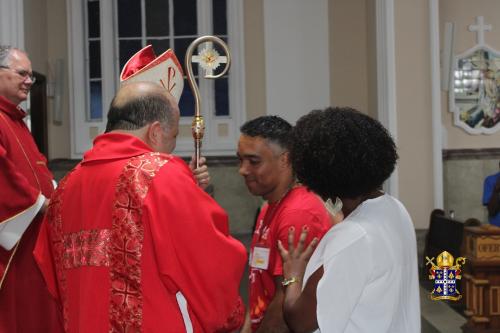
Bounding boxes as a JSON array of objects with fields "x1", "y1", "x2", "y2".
[
  {"x1": 437, "y1": 251, "x2": 454, "y2": 267},
  {"x1": 120, "y1": 45, "x2": 184, "y2": 104}
]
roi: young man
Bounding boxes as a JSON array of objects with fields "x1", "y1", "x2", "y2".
[{"x1": 237, "y1": 116, "x2": 331, "y2": 332}]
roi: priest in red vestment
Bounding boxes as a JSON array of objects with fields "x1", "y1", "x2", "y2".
[
  {"x1": 34, "y1": 81, "x2": 247, "y2": 332},
  {"x1": 0, "y1": 46, "x2": 63, "y2": 332}
]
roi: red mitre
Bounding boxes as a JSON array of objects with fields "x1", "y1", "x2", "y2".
[{"x1": 120, "y1": 45, "x2": 184, "y2": 104}]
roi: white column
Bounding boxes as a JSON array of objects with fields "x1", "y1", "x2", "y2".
[
  {"x1": 429, "y1": 0, "x2": 444, "y2": 208},
  {"x1": 0, "y1": 0, "x2": 24, "y2": 48},
  {"x1": 376, "y1": 0, "x2": 399, "y2": 197},
  {"x1": 263, "y1": 0, "x2": 330, "y2": 124}
]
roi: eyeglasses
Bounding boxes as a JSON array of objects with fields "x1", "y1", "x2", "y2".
[{"x1": 0, "y1": 65, "x2": 36, "y2": 83}]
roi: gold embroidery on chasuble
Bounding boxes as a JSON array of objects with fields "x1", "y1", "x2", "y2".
[
  {"x1": 109, "y1": 152, "x2": 169, "y2": 332},
  {"x1": 47, "y1": 153, "x2": 170, "y2": 332},
  {"x1": 62, "y1": 229, "x2": 111, "y2": 269},
  {"x1": 46, "y1": 170, "x2": 75, "y2": 332}
]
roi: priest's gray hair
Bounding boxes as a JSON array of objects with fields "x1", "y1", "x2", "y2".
[{"x1": 0, "y1": 45, "x2": 22, "y2": 67}]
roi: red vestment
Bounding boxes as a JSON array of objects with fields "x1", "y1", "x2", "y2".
[
  {"x1": 34, "y1": 133, "x2": 247, "y2": 332},
  {"x1": 0, "y1": 96, "x2": 63, "y2": 332},
  {"x1": 249, "y1": 186, "x2": 331, "y2": 331}
]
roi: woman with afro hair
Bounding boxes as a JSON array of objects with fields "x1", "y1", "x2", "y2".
[{"x1": 278, "y1": 107, "x2": 420, "y2": 333}]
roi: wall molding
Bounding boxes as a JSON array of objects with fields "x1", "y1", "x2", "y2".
[
  {"x1": 443, "y1": 148, "x2": 500, "y2": 160},
  {"x1": 49, "y1": 156, "x2": 241, "y2": 171}
]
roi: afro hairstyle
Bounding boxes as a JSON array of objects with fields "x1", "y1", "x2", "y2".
[{"x1": 290, "y1": 107, "x2": 398, "y2": 199}]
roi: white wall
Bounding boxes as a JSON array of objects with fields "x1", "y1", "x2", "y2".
[{"x1": 263, "y1": 0, "x2": 330, "y2": 123}]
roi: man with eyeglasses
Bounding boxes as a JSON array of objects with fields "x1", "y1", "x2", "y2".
[{"x1": 0, "y1": 45, "x2": 63, "y2": 332}]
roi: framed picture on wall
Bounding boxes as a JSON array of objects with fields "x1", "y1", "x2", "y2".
[
  {"x1": 449, "y1": 16, "x2": 500, "y2": 135},
  {"x1": 450, "y1": 47, "x2": 500, "y2": 134}
]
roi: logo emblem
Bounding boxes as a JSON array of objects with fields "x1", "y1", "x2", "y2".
[{"x1": 426, "y1": 251, "x2": 466, "y2": 301}]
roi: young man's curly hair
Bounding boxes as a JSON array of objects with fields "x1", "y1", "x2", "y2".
[{"x1": 290, "y1": 107, "x2": 398, "y2": 199}]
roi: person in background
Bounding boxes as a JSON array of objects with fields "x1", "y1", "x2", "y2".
[
  {"x1": 0, "y1": 45, "x2": 63, "y2": 332},
  {"x1": 483, "y1": 161, "x2": 500, "y2": 226}
]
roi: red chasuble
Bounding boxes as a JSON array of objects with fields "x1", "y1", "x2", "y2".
[
  {"x1": 34, "y1": 133, "x2": 247, "y2": 332},
  {"x1": 0, "y1": 96, "x2": 63, "y2": 332}
]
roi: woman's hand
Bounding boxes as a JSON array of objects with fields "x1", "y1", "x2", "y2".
[
  {"x1": 277, "y1": 227, "x2": 318, "y2": 286},
  {"x1": 277, "y1": 227, "x2": 321, "y2": 333}
]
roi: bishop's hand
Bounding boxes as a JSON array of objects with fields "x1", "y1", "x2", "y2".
[{"x1": 189, "y1": 155, "x2": 211, "y2": 190}]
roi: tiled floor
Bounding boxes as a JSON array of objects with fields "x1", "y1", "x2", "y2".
[{"x1": 420, "y1": 286, "x2": 466, "y2": 332}]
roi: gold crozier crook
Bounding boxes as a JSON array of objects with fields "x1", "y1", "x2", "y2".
[{"x1": 184, "y1": 36, "x2": 231, "y2": 168}]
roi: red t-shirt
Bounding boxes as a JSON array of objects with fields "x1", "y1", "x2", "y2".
[{"x1": 248, "y1": 186, "x2": 331, "y2": 331}]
